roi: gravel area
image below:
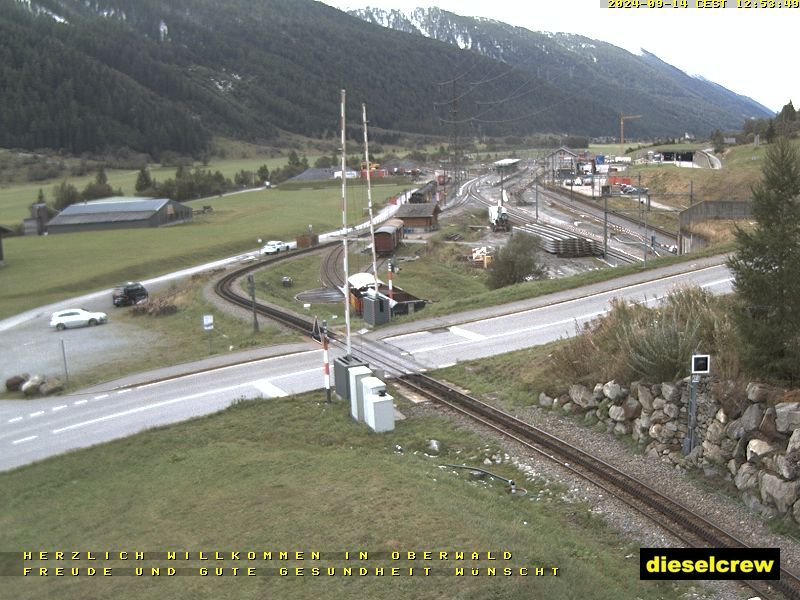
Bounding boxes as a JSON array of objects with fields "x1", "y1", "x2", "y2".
[{"x1": 400, "y1": 389, "x2": 797, "y2": 600}]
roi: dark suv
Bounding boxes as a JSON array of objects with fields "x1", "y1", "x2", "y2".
[{"x1": 113, "y1": 282, "x2": 149, "y2": 306}]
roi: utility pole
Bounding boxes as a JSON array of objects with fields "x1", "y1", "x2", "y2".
[{"x1": 247, "y1": 274, "x2": 259, "y2": 333}]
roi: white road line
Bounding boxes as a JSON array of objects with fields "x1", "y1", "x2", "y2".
[
  {"x1": 74, "y1": 400, "x2": 88, "y2": 405},
  {"x1": 52, "y1": 381, "x2": 255, "y2": 435},
  {"x1": 133, "y1": 350, "x2": 323, "y2": 391},
  {"x1": 8, "y1": 417, "x2": 23, "y2": 424},
  {"x1": 52, "y1": 405, "x2": 68, "y2": 412},
  {"x1": 93, "y1": 394, "x2": 109, "y2": 401},
  {"x1": 449, "y1": 326, "x2": 486, "y2": 342},
  {"x1": 252, "y1": 380, "x2": 288, "y2": 398},
  {"x1": 117, "y1": 389, "x2": 132, "y2": 395},
  {"x1": 29, "y1": 411, "x2": 45, "y2": 418},
  {"x1": 12, "y1": 436, "x2": 38, "y2": 445}
]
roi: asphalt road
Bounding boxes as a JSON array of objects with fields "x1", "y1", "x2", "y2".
[
  {"x1": 1, "y1": 257, "x2": 732, "y2": 471},
  {"x1": 0, "y1": 348, "x2": 332, "y2": 471}
]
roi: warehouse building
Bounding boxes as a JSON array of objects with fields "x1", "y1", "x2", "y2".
[{"x1": 46, "y1": 197, "x2": 193, "y2": 234}]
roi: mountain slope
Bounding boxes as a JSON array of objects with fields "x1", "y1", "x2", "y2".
[
  {"x1": 0, "y1": 0, "x2": 772, "y2": 157},
  {"x1": 351, "y1": 7, "x2": 772, "y2": 139}
]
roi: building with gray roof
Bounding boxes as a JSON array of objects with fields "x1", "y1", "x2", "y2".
[{"x1": 46, "y1": 197, "x2": 193, "y2": 234}]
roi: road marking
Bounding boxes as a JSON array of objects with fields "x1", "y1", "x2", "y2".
[
  {"x1": 12, "y1": 436, "x2": 37, "y2": 445},
  {"x1": 52, "y1": 405, "x2": 68, "y2": 412},
  {"x1": 74, "y1": 400, "x2": 88, "y2": 405},
  {"x1": 252, "y1": 380, "x2": 288, "y2": 398},
  {"x1": 29, "y1": 411, "x2": 44, "y2": 418},
  {"x1": 93, "y1": 394, "x2": 109, "y2": 401},
  {"x1": 116, "y1": 389, "x2": 132, "y2": 395},
  {"x1": 449, "y1": 326, "x2": 486, "y2": 341},
  {"x1": 52, "y1": 382, "x2": 255, "y2": 435},
  {"x1": 8, "y1": 417, "x2": 23, "y2": 424},
  {"x1": 133, "y1": 350, "x2": 323, "y2": 391}
]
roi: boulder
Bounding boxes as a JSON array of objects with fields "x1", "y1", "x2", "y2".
[
  {"x1": 21, "y1": 375, "x2": 44, "y2": 396},
  {"x1": 650, "y1": 410, "x2": 669, "y2": 425},
  {"x1": 775, "y1": 402, "x2": 800, "y2": 433},
  {"x1": 648, "y1": 423, "x2": 665, "y2": 441},
  {"x1": 568, "y1": 385, "x2": 596, "y2": 409},
  {"x1": 734, "y1": 463, "x2": 760, "y2": 491},
  {"x1": 715, "y1": 409, "x2": 728, "y2": 425},
  {"x1": 538, "y1": 392, "x2": 553, "y2": 408},
  {"x1": 705, "y1": 420, "x2": 725, "y2": 445},
  {"x1": 701, "y1": 440, "x2": 724, "y2": 464},
  {"x1": 613, "y1": 422, "x2": 631, "y2": 436},
  {"x1": 637, "y1": 384, "x2": 653, "y2": 411},
  {"x1": 561, "y1": 401, "x2": 577, "y2": 415},
  {"x1": 39, "y1": 377, "x2": 64, "y2": 396},
  {"x1": 787, "y1": 429, "x2": 800, "y2": 454},
  {"x1": 747, "y1": 439, "x2": 777, "y2": 462},
  {"x1": 740, "y1": 404, "x2": 764, "y2": 434},
  {"x1": 602, "y1": 380, "x2": 622, "y2": 401},
  {"x1": 5, "y1": 374, "x2": 29, "y2": 392},
  {"x1": 776, "y1": 453, "x2": 800, "y2": 480},
  {"x1": 650, "y1": 383, "x2": 662, "y2": 399},
  {"x1": 592, "y1": 383, "x2": 605, "y2": 401},
  {"x1": 661, "y1": 382, "x2": 680, "y2": 403},
  {"x1": 726, "y1": 418, "x2": 746, "y2": 441},
  {"x1": 608, "y1": 405, "x2": 626, "y2": 422},
  {"x1": 663, "y1": 403, "x2": 680, "y2": 420},
  {"x1": 758, "y1": 407, "x2": 780, "y2": 440},
  {"x1": 727, "y1": 458, "x2": 739, "y2": 477},
  {"x1": 622, "y1": 397, "x2": 642, "y2": 420},
  {"x1": 760, "y1": 472, "x2": 800, "y2": 514},
  {"x1": 652, "y1": 397, "x2": 666, "y2": 411},
  {"x1": 746, "y1": 382, "x2": 773, "y2": 404}
]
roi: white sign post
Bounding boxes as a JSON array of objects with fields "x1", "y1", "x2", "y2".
[{"x1": 203, "y1": 314, "x2": 214, "y2": 354}]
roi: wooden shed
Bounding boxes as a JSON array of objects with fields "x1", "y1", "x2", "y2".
[{"x1": 394, "y1": 203, "x2": 441, "y2": 232}]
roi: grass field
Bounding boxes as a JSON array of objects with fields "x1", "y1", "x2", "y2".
[
  {"x1": 0, "y1": 391, "x2": 689, "y2": 600},
  {"x1": 0, "y1": 182, "x2": 411, "y2": 319}
]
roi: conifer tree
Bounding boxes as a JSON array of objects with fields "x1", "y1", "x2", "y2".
[{"x1": 727, "y1": 136, "x2": 800, "y2": 381}]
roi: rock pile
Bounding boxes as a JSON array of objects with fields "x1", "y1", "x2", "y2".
[
  {"x1": 540, "y1": 378, "x2": 800, "y2": 522},
  {"x1": 5, "y1": 374, "x2": 64, "y2": 396}
]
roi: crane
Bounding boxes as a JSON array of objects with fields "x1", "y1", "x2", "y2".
[{"x1": 620, "y1": 115, "x2": 642, "y2": 155}]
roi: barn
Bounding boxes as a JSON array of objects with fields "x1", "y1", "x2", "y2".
[
  {"x1": 46, "y1": 197, "x2": 193, "y2": 234},
  {"x1": 373, "y1": 218, "x2": 404, "y2": 255}
]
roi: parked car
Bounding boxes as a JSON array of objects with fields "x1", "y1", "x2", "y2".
[
  {"x1": 260, "y1": 240, "x2": 291, "y2": 255},
  {"x1": 112, "y1": 282, "x2": 149, "y2": 306},
  {"x1": 50, "y1": 308, "x2": 108, "y2": 330}
]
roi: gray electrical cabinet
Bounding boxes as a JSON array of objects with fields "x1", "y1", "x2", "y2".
[
  {"x1": 333, "y1": 355, "x2": 368, "y2": 400},
  {"x1": 362, "y1": 295, "x2": 390, "y2": 326}
]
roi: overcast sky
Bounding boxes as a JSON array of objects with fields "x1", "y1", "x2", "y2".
[{"x1": 321, "y1": 0, "x2": 795, "y2": 114}]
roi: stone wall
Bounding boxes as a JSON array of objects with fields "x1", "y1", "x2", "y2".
[{"x1": 540, "y1": 378, "x2": 800, "y2": 522}]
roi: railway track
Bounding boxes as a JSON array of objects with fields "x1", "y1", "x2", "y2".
[
  {"x1": 467, "y1": 177, "x2": 641, "y2": 264},
  {"x1": 214, "y1": 254, "x2": 800, "y2": 600}
]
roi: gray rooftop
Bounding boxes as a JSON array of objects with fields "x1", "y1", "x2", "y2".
[{"x1": 57, "y1": 197, "x2": 169, "y2": 215}]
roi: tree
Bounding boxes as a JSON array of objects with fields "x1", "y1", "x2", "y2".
[
  {"x1": 135, "y1": 167, "x2": 153, "y2": 193},
  {"x1": 52, "y1": 181, "x2": 80, "y2": 210},
  {"x1": 486, "y1": 232, "x2": 547, "y2": 290},
  {"x1": 727, "y1": 137, "x2": 800, "y2": 381},
  {"x1": 257, "y1": 164, "x2": 270, "y2": 183},
  {"x1": 37, "y1": 188, "x2": 45, "y2": 203}
]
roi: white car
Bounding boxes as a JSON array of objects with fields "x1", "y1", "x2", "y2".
[
  {"x1": 260, "y1": 240, "x2": 291, "y2": 255},
  {"x1": 50, "y1": 308, "x2": 108, "y2": 331}
]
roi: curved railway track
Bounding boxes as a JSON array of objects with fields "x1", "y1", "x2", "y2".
[{"x1": 214, "y1": 254, "x2": 800, "y2": 600}]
